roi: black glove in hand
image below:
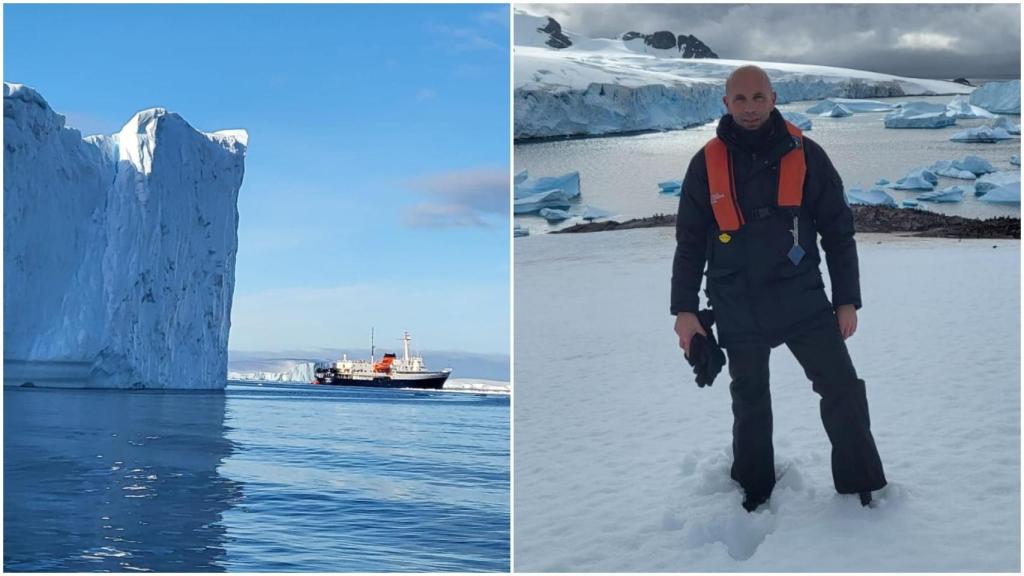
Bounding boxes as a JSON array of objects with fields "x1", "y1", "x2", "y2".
[{"x1": 685, "y1": 310, "x2": 726, "y2": 388}]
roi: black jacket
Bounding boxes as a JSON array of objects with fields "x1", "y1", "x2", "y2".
[{"x1": 670, "y1": 108, "x2": 861, "y2": 348}]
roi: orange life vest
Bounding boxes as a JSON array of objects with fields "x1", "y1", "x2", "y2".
[{"x1": 704, "y1": 121, "x2": 807, "y2": 232}]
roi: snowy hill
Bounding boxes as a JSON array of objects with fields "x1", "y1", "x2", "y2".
[
  {"x1": 4, "y1": 82, "x2": 247, "y2": 389},
  {"x1": 514, "y1": 11, "x2": 974, "y2": 139}
]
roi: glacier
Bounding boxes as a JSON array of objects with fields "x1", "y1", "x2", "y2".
[
  {"x1": 4, "y1": 82, "x2": 247, "y2": 389},
  {"x1": 969, "y1": 79, "x2": 1021, "y2": 114},
  {"x1": 514, "y1": 12, "x2": 972, "y2": 139}
]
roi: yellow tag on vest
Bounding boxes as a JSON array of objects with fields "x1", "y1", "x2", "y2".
[{"x1": 719, "y1": 233, "x2": 731, "y2": 244}]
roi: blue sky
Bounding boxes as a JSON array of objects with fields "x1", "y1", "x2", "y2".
[{"x1": 4, "y1": 3, "x2": 510, "y2": 356}]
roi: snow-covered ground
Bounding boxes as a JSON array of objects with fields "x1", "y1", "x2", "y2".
[
  {"x1": 514, "y1": 228, "x2": 1019, "y2": 571},
  {"x1": 514, "y1": 11, "x2": 977, "y2": 139}
]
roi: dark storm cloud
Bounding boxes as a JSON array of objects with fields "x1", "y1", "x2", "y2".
[{"x1": 528, "y1": 4, "x2": 1020, "y2": 79}]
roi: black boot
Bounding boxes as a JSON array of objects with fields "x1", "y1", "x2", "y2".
[
  {"x1": 742, "y1": 491, "x2": 770, "y2": 512},
  {"x1": 858, "y1": 491, "x2": 872, "y2": 507}
]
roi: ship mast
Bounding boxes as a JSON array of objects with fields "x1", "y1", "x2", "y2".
[
  {"x1": 370, "y1": 327, "x2": 375, "y2": 364},
  {"x1": 403, "y1": 331, "x2": 411, "y2": 362}
]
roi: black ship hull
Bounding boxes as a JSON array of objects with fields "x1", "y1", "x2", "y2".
[{"x1": 313, "y1": 370, "x2": 449, "y2": 390}]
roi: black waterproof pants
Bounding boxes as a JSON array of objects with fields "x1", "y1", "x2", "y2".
[{"x1": 726, "y1": 310, "x2": 887, "y2": 498}]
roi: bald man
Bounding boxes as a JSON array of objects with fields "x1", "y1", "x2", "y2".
[{"x1": 671, "y1": 66, "x2": 887, "y2": 512}]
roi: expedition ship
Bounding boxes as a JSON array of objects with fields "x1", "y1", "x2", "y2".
[{"x1": 313, "y1": 331, "x2": 452, "y2": 389}]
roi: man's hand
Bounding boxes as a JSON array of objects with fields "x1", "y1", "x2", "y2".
[
  {"x1": 836, "y1": 304, "x2": 857, "y2": 340},
  {"x1": 675, "y1": 312, "x2": 708, "y2": 357}
]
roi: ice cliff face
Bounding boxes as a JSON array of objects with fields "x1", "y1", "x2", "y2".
[{"x1": 4, "y1": 82, "x2": 247, "y2": 389}]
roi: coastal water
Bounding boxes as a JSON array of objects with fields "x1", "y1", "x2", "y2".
[
  {"x1": 515, "y1": 94, "x2": 1021, "y2": 234},
  {"x1": 3, "y1": 382, "x2": 509, "y2": 572}
]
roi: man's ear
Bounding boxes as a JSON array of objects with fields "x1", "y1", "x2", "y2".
[
  {"x1": 722, "y1": 95, "x2": 728, "y2": 109},
  {"x1": 771, "y1": 91, "x2": 778, "y2": 106}
]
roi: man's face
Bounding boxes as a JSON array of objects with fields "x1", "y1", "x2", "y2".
[{"x1": 722, "y1": 71, "x2": 777, "y2": 131}]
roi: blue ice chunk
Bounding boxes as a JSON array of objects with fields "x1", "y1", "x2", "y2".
[
  {"x1": 539, "y1": 207, "x2": 571, "y2": 222},
  {"x1": 884, "y1": 102, "x2": 956, "y2": 129},
  {"x1": 918, "y1": 185, "x2": 965, "y2": 203},
  {"x1": 846, "y1": 186, "x2": 896, "y2": 206}
]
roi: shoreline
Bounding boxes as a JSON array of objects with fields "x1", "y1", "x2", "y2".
[{"x1": 549, "y1": 206, "x2": 1020, "y2": 239}]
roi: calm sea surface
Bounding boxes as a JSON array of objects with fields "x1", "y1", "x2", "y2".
[
  {"x1": 4, "y1": 382, "x2": 509, "y2": 572},
  {"x1": 515, "y1": 94, "x2": 1021, "y2": 234}
]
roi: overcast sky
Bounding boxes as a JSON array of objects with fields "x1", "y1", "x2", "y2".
[{"x1": 526, "y1": 3, "x2": 1020, "y2": 79}]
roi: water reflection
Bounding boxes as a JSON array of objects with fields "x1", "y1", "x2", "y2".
[{"x1": 4, "y1": 388, "x2": 237, "y2": 572}]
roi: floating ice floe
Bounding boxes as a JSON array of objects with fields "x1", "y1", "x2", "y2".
[
  {"x1": 513, "y1": 225, "x2": 530, "y2": 237},
  {"x1": 805, "y1": 98, "x2": 896, "y2": 114},
  {"x1": 952, "y1": 155, "x2": 997, "y2": 175},
  {"x1": 893, "y1": 168, "x2": 938, "y2": 191},
  {"x1": 978, "y1": 181, "x2": 1020, "y2": 204},
  {"x1": 781, "y1": 111, "x2": 812, "y2": 130},
  {"x1": 969, "y1": 79, "x2": 1021, "y2": 114},
  {"x1": 949, "y1": 125, "x2": 1015, "y2": 143},
  {"x1": 918, "y1": 185, "x2": 965, "y2": 203},
  {"x1": 946, "y1": 94, "x2": 998, "y2": 119},
  {"x1": 845, "y1": 186, "x2": 895, "y2": 206},
  {"x1": 901, "y1": 199, "x2": 919, "y2": 208},
  {"x1": 658, "y1": 180, "x2": 683, "y2": 194},
  {"x1": 875, "y1": 178, "x2": 890, "y2": 186},
  {"x1": 1011, "y1": 155, "x2": 1020, "y2": 167},
  {"x1": 539, "y1": 207, "x2": 571, "y2": 222},
  {"x1": 514, "y1": 171, "x2": 582, "y2": 214},
  {"x1": 884, "y1": 102, "x2": 956, "y2": 129},
  {"x1": 975, "y1": 171, "x2": 1021, "y2": 196}
]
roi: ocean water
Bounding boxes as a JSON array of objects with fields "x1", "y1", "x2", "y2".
[
  {"x1": 515, "y1": 94, "x2": 1021, "y2": 234},
  {"x1": 3, "y1": 382, "x2": 509, "y2": 572}
]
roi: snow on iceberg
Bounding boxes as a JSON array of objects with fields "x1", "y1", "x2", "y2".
[
  {"x1": 918, "y1": 185, "x2": 965, "y2": 203},
  {"x1": 845, "y1": 186, "x2": 895, "y2": 206},
  {"x1": 969, "y1": 79, "x2": 1020, "y2": 114},
  {"x1": 781, "y1": 111, "x2": 812, "y2": 130},
  {"x1": 816, "y1": 102, "x2": 853, "y2": 118},
  {"x1": 884, "y1": 102, "x2": 956, "y2": 129},
  {"x1": 946, "y1": 94, "x2": 998, "y2": 119},
  {"x1": 805, "y1": 98, "x2": 896, "y2": 114},
  {"x1": 4, "y1": 82, "x2": 247, "y2": 389},
  {"x1": 975, "y1": 171, "x2": 1021, "y2": 196}
]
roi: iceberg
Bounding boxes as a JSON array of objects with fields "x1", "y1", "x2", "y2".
[
  {"x1": 658, "y1": 180, "x2": 683, "y2": 192},
  {"x1": 946, "y1": 94, "x2": 998, "y2": 119},
  {"x1": 953, "y1": 155, "x2": 997, "y2": 175},
  {"x1": 975, "y1": 171, "x2": 1021, "y2": 196},
  {"x1": 1012, "y1": 155, "x2": 1020, "y2": 167},
  {"x1": 514, "y1": 188, "x2": 575, "y2": 214},
  {"x1": 539, "y1": 207, "x2": 572, "y2": 222},
  {"x1": 992, "y1": 116, "x2": 1021, "y2": 135},
  {"x1": 977, "y1": 181, "x2": 1020, "y2": 204},
  {"x1": 928, "y1": 160, "x2": 976, "y2": 180},
  {"x1": 514, "y1": 170, "x2": 581, "y2": 200},
  {"x1": 845, "y1": 186, "x2": 895, "y2": 206},
  {"x1": 515, "y1": 169, "x2": 529, "y2": 185},
  {"x1": 514, "y1": 225, "x2": 530, "y2": 237},
  {"x1": 884, "y1": 102, "x2": 956, "y2": 129},
  {"x1": 949, "y1": 125, "x2": 1015, "y2": 143},
  {"x1": 3, "y1": 82, "x2": 247, "y2": 389},
  {"x1": 781, "y1": 111, "x2": 812, "y2": 130},
  {"x1": 918, "y1": 185, "x2": 965, "y2": 203},
  {"x1": 806, "y1": 98, "x2": 896, "y2": 114},
  {"x1": 875, "y1": 178, "x2": 891, "y2": 186},
  {"x1": 969, "y1": 79, "x2": 1021, "y2": 114},
  {"x1": 893, "y1": 168, "x2": 938, "y2": 191},
  {"x1": 901, "y1": 199, "x2": 919, "y2": 208},
  {"x1": 818, "y1": 102, "x2": 853, "y2": 118}
]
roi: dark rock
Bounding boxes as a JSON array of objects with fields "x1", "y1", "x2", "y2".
[
  {"x1": 539, "y1": 17, "x2": 572, "y2": 49},
  {"x1": 552, "y1": 207, "x2": 1020, "y2": 239},
  {"x1": 951, "y1": 78, "x2": 975, "y2": 87},
  {"x1": 646, "y1": 31, "x2": 678, "y2": 50},
  {"x1": 678, "y1": 34, "x2": 719, "y2": 58}
]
